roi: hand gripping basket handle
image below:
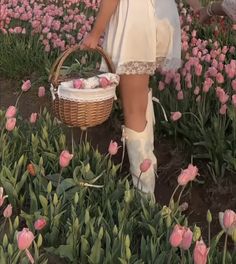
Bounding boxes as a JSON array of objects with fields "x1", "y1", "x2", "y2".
[{"x1": 49, "y1": 45, "x2": 115, "y2": 89}]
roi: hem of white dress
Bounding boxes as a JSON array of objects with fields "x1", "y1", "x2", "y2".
[{"x1": 116, "y1": 58, "x2": 165, "y2": 75}]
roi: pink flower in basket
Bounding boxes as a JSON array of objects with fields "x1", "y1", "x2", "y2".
[
  {"x1": 99, "y1": 77, "x2": 111, "y2": 88},
  {"x1": 73, "y1": 79, "x2": 83, "y2": 89}
]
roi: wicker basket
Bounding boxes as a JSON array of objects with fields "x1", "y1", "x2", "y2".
[{"x1": 49, "y1": 45, "x2": 117, "y2": 129}]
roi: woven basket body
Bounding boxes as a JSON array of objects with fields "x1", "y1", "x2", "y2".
[{"x1": 49, "y1": 45, "x2": 117, "y2": 128}]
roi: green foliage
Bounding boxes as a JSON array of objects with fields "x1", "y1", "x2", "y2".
[
  {"x1": 0, "y1": 32, "x2": 54, "y2": 80},
  {"x1": 1, "y1": 109, "x2": 236, "y2": 263}
]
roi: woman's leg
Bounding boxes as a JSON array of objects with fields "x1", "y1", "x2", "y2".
[
  {"x1": 119, "y1": 74, "x2": 149, "y2": 132},
  {"x1": 119, "y1": 74, "x2": 157, "y2": 194}
]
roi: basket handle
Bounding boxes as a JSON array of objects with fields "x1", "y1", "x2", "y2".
[{"x1": 49, "y1": 45, "x2": 115, "y2": 88}]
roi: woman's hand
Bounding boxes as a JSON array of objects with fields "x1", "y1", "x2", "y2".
[{"x1": 80, "y1": 32, "x2": 100, "y2": 50}]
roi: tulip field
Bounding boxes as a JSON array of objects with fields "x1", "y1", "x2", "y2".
[{"x1": 0, "y1": 0, "x2": 236, "y2": 263}]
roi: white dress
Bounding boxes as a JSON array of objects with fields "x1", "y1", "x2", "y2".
[
  {"x1": 101, "y1": 0, "x2": 182, "y2": 75},
  {"x1": 222, "y1": 0, "x2": 236, "y2": 22}
]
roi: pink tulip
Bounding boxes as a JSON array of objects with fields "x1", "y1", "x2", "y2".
[
  {"x1": 73, "y1": 79, "x2": 83, "y2": 89},
  {"x1": 219, "y1": 54, "x2": 225, "y2": 62},
  {"x1": 158, "y1": 81, "x2": 165, "y2": 91},
  {"x1": 194, "y1": 86, "x2": 200, "y2": 95},
  {"x1": 99, "y1": 77, "x2": 111, "y2": 88},
  {"x1": 195, "y1": 64, "x2": 202, "y2": 76},
  {"x1": 140, "y1": 159, "x2": 152, "y2": 173},
  {"x1": 177, "y1": 90, "x2": 184, "y2": 100},
  {"x1": 169, "y1": 225, "x2": 192, "y2": 250},
  {"x1": 5, "y1": 117, "x2": 16, "y2": 131},
  {"x1": 216, "y1": 73, "x2": 224, "y2": 84},
  {"x1": 223, "y1": 210, "x2": 236, "y2": 229},
  {"x1": 219, "y1": 104, "x2": 227, "y2": 115},
  {"x1": 232, "y1": 95, "x2": 236, "y2": 108},
  {"x1": 21, "y1": 80, "x2": 31, "y2": 92},
  {"x1": 169, "y1": 225, "x2": 185, "y2": 247},
  {"x1": 59, "y1": 150, "x2": 73, "y2": 168},
  {"x1": 170, "y1": 111, "x2": 182, "y2": 121},
  {"x1": 3, "y1": 204, "x2": 12, "y2": 218},
  {"x1": 34, "y1": 218, "x2": 47, "y2": 230},
  {"x1": 232, "y1": 80, "x2": 236, "y2": 91},
  {"x1": 193, "y1": 240, "x2": 209, "y2": 264},
  {"x1": 108, "y1": 140, "x2": 119, "y2": 156},
  {"x1": 229, "y1": 46, "x2": 235, "y2": 54},
  {"x1": 180, "y1": 228, "x2": 193, "y2": 250},
  {"x1": 29, "y1": 113, "x2": 37, "y2": 124},
  {"x1": 219, "y1": 94, "x2": 229, "y2": 105},
  {"x1": 0, "y1": 187, "x2": 8, "y2": 207},
  {"x1": 17, "y1": 228, "x2": 34, "y2": 250},
  {"x1": 178, "y1": 164, "x2": 199, "y2": 186},
  {"x1": 5, "y1": 106, "x2": 17, "y2": 118},
  {"x1": 38, "y1": 86, "x2": 45, "y2": 97}
]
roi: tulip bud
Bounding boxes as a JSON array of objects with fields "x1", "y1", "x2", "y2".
[
  {"x1": 59, "y1": 150, "x2": 73, "y2": 168},
  {"x1": 34, "y1": 218, "x2": 47, "y2": 231},
  {"x1": 27, "y1": 163, "x2": 36, "y2": 176},
  {"x1": 113, "y1": 225, "x2": 118, "y2": 236},
  {"x1": 223, "y1": 210, "x2": 236, "y2": 229},
  {"x1": 193, "y1": 240, "x2": 209, "y2": 264},
  {"x1": 5, "y1": 106, "x2": 17, "y2": 118},
  {"x1": 140, "y1": 159, "x2": 152, "y2": 173},
  {"x1": 3, "y1": 204, "x2": 12, "y2": 218},
  {"x1": 124, "y1": 190, "x2": 132, "y2": 204},
  {"x1": 0, "y1": 187, "x2": 8, "y2": 207},
  {"x1": 74, "y1": 192, "x2": 79, "y2": 204},
  {"x1": 53, "y1": 193, "x2": 58, "y2": 206},
  {"x1": 13, "y1": 216, "x2": 19, "y2": 229},
  {"x1": 5, "y1": 117, "x2": 16, "y2": 131},
  {"x1": 108, "y1": 140, "x2": 119, "y2": 156},
  {"x1": 73, "y1": 79, "x2": 83, "y2": 89},
  {"x1": 231, "y1": 228, "x2": 236, "y2": 242},
  {"x1": 193, "y1": 225, "x2": 202, "y2": 242},
  {"x1": 29, "y1": 113, "x2": 37, "y2": 124},
  {"x1": 99, "y1": 77, "x2": 111, "y2": 88},
  {"x1": 21, "y1": 80, "x2": 31, "y2": 92},
  {"x1": 38, "y1": 86, "x2": 46, "y2": 97},
  {"x1": 7, "y1": 244, "x2": 13, "y2": 256},
  {"x1": 3, "y1": 234, "x2": 8, "y2": 248},
  {"x1": 47, "y1": 182, "x2": 52, "y2": 193},
  {"x1": 125, "y1": 235, "x2": 131, "y2": 248},
  {"x1": 37, "y1": 234, "x2": 43, "y2": 248},
  {"x1": 170, "y1": 111, "x2": 182, "y2": 121},
  {"x1": 17, "y1": 228, "x2": 34, "y2": 250},
  {"x1": 207, "y1": 210, "x2": 212, "y2": 223},
  {"x1": 161, "y1": 205, "x2": 172, "y2": 216}
]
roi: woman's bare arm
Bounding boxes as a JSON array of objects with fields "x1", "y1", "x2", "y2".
[
  {"x1": 91, "y1": 0, "x2": 120, "y2": 38},
  {"x1": 81, "y1": 0, "x2": 119, "y2": 49}
]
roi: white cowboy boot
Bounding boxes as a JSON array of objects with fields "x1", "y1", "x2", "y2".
[
  {"x1": 122, "y1": 123, "x2": 156, "y2": 194},
  {"x1": 146, "y1": 89, "x2": 157, "y2": 170}
]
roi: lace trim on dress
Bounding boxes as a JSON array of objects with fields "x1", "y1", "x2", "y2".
[
  {"x1": 116, "y1": 57, "x2": 165, "y2": 75},
  {"x1": 222, "y1": 0, "x2": 236, "y2": 22}
]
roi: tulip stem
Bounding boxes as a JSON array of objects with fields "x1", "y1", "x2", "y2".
[
  {"x1": 177, "y1": 186, "x2": 186, "y2": 207},
  {"x1": 208, "y1": 221, "x2": 211, "y2": 247},
  {"x1": 15, "y1": 91, "x2": 23, "y2": 108},
  {"x1": 71, "y1": 128, "x2": 75, "y2": 154},
  {"x1": 56, "y1": 169, "x2": 63, "y2": 192},
  {"x1": 222, "y1": 233, "x2": 228, "y2": 264},
  {"x1": 180, "y1": 248, "x2": 184, "y2": 264},
  {"x1": 137, "y1": 172, "x2": 143, "y2": 190},
  {"x1": 167, "y1": 247, "x2": 173, "y2": 264},
  {"x1": 169, "y1": 184, "x2": 180, "y2": 208}
]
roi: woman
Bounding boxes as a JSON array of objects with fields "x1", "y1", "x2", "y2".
[{"x1": 80, "y1": 0, "x2": 216, "y2": 195}]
